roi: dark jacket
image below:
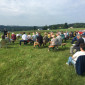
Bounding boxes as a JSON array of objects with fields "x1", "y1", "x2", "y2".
[
  {"x1": 74, "y1": 38, "x2": 84, "y2": 51},
  {"x1": 37, "y1": 35, "x2": 43, "y2": 44}
]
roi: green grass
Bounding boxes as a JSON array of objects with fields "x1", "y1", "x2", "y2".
[{"x1": 0, "y1": 28, "x2": 85, "y2": 85}]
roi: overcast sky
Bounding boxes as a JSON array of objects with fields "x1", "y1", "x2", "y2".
[{"x1": 0, "y1": 0, "x2": 85, "y2": 26}]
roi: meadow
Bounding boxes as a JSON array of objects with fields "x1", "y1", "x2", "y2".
[{"x1": 0, "y1": 28, "x2": 85, "y2": 85}]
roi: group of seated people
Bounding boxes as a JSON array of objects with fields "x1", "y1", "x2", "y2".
[
  {"x1": 19, "y1": 32, "x2": 64, "y2": 49},
  {"x1": 70, "y1": 32, "x2": 85, "y2": 54},
  {"x1": 66, "y1": 31, "x2": 85, "y2": 74},
  {"x1": 1, "y1": 29, "x2": 85, "y2": 75}
]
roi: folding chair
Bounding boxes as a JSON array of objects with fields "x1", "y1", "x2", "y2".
[{"x1": 75, "y1": 55, "x2": 85, "y2": 75}]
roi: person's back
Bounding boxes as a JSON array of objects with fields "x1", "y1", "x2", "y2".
[
  {"x1": 56, "y1": 35, "x2": 62, "y2": 45},
  {"x1": 43, "y1": 35, "x2": 48, "y2": 43},
  {"x1": 75, "y1": 37, "x2": 84, "y2": 48},
  {"x1": 22, "y1": 34, "x2": 28, "y2": 40},
  {"x1": 37, "y1": 35, "x2": 43, "y2": 43},
  {"x1": 66, "y1": 44, "x2": 85, "y2": 69},
  {"x1": 70, "y1": 34, "x2": 84, "y2": 54},
  {"x1": 51, "y1": 38, "x2": 57, "y2": 46},
  {"x1": 48, "y1": 33, "x2": 51, "y2": 39},
  {"x1": 37, "y1": 33, "x2": 43, "y2": 46},
  {"x1": 32, "y1": 34, "x2": 37, "y2": 42},
  {"x1": 11, "y1": 34, "x2": 16, "y2": 40},
  {"x1": 27, "y1": 33, "x2": 31, "y2": 40}
]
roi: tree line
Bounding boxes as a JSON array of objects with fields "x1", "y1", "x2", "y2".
[{"x1": 0, "y1": 23, "x2": 85, "y2": 31}]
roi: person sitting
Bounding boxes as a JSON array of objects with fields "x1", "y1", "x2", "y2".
[
  {"x1": 37, "y1": 33, "x2": 43, "y2": 47},
  {"x1": 48, "y1": 32, "x2": 51, "y2": 41},
  {"x1": 36, "y1": 32, "x2": 39, "y2": 37},
  {"x1": 20, "y1": 32, "x2": 28, "y2": 46},
  {"x1": 56, "y1": 33, "x2": 62, "y2": 46},
  {"x1": 27, "y1": 33, "x2": 32, "y2": 40},
  {"x1": 50, "y1": 32, "x2": 54, "y2": 38},
  {"x1": 43, "y1": 32, "x2": 49, "y2": 46},
  {"x1": 11, "y1": 33, "x2": 16, "y2": 43},
  {"x1": 48, "y1": 35, "x2": 57, "y2": 51},
  {"x1": 32, "y1": 32, "x2": 37, "y2": 42},
  {"x1": 66, "y1": 43, "x2": 85, "y2": 66},
  {"x1": 60, "y1": 31, "x2": 65, "y2": 42},
  {"x1": 71, "y1": 36, "x2": 78, "y2": 44},
  {"x1": 27, "y1": 33, "x2": 33, "y2": 43},
  {"x1": 70, "y1": 34, "x2": 85, "y2": 54}
]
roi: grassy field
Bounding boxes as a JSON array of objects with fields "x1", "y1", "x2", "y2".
[{"x1": 0, "y1": 28, "x2": 85, "y2": 85}]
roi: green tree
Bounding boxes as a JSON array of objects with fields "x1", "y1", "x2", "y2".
[
  {"x1": 43, "y1": 25, "x2": 48, "y2": 30},
  {"x1": 63, "y1": 23, "x2": 68, "y2": 29}
]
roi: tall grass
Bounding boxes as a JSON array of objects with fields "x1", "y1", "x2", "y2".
[{"x1": 0, "y1": 28, "x2": 85, "y2": 85}]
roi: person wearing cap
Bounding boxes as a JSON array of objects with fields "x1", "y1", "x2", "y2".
[{"x1": 70, "y1": 34, "x2": 84, "y2": 54}]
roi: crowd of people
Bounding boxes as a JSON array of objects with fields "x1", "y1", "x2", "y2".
[
  {"x1": 1, "y1": 29, "x2": 85, "y2": 74},
  {"x1": 0, "y1": 29, "x2": 85, "y2": 75},
  {"x1": 1, "y1": 29, "x2": 85, "y2": 48}
]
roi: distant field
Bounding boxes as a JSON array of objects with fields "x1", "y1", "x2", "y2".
[{"x1": 0, "y1": 28, "x2": 85, "y2": 85}]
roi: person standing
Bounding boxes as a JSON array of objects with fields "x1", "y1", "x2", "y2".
[{"x1": 4, "y1": 28, "x2": 8, "y2": 36}]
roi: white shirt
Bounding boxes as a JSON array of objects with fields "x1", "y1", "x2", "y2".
[
  {"x1": 73, "y1": 51, "x2": 85, "y2": 61},
  {"x1": 22, "y1": 34, "x2": 28, "y2": 40},
  {"x1": 16, "y1": 34, "x2": 19, "y2": 37}
]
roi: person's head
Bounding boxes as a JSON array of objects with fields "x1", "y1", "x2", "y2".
[
  {"x1": 61, "y1": 31, "x2": 63, "y2": 34},
  {"x1": 28, "y1": 33, "x2": 30, "y2": 35},
  {"x1": 56, "y1": 33, "x2": 60, "y2": 36},
  {"x1": 52, "y1": 35, "x2": 55, "y2": 38},
  {"x1": 48, "y1": 32, "x2": 50, "y2": 34},
  {"x1": 23, "y1": 32, "x2": 25, "y2": 34},
  {"x1": 51, "y1": 32, "x2": 53, "y2": 35},
  {"x1": 33, "y1": 32, "x2": 35, "y2": 35},
  {"x1": 80, "y1": 44, "x2": 85, "y2": 51},
  {"x1": 76, "y1": 34, "x2": 81, "y2": 39},
  {"x1": 12, "y1": 33, "x2": 14, "y2": 35},
  {"x1": 38, "y1": 33, "x2": 41, "y2": 36},
  {"x1": 44, "y1": 32, "x2": 47, "y2": 35}
]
